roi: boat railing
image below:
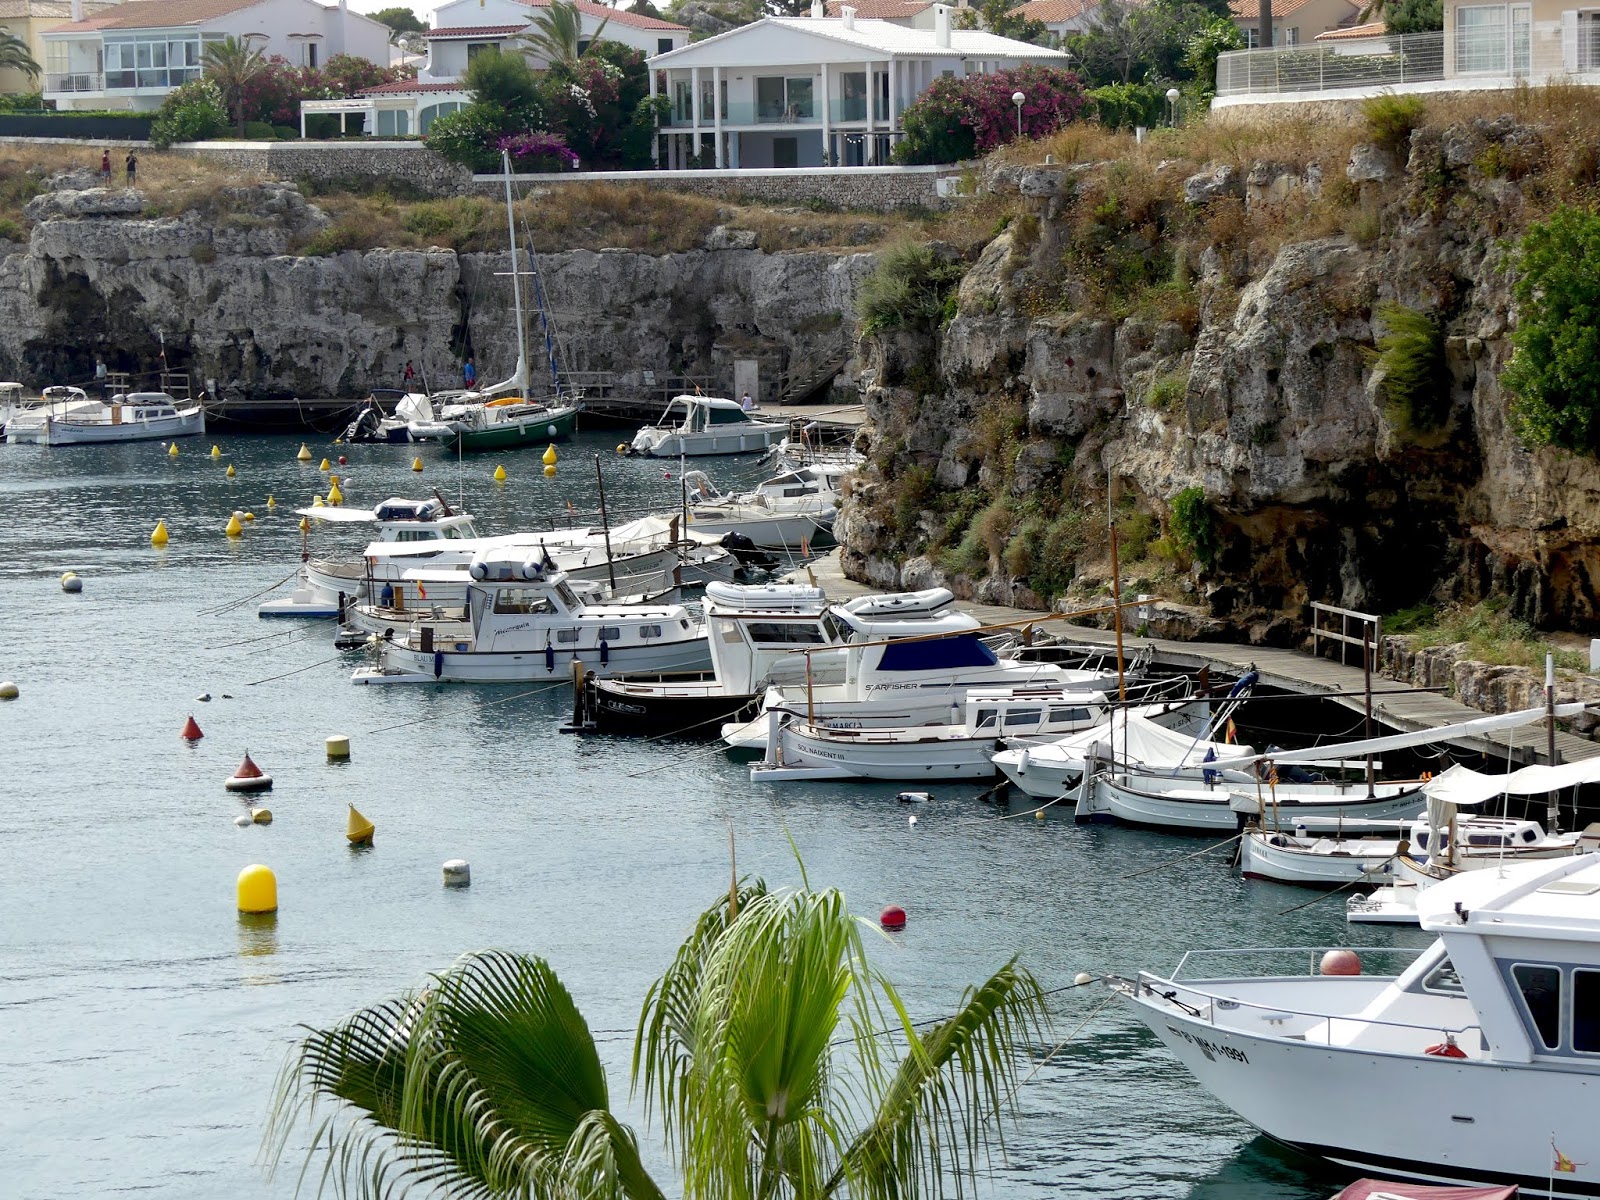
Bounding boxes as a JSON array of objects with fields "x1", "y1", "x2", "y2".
[
  {"x1": 1169, "y1": 945, "x2": 1427, "y2": 982},
  {"x1": 1131, "y1": 963, "x2": 1485, "y2": 1049}
]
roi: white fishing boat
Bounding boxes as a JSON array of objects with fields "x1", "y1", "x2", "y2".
[
  {"x1": 751, "y1": 684, "x2": 1110, "y2": 783},
  {"x1": 6, "y1": 389, "x2": 203, "y2": 445},
  {"x1": 260, "y1": 500, "x2": 698, "y2": 618},
  {"x1": 351, "y1": 552, "x2": 709, "y2": 685},
  {"x1": 721, "y1": 591, "x2": 1135, "y2": 749},
  {"x1": 678, "y1": 464, "x2": 844, "y2": 550},
  {"x1": 1083, "y1": 767, "x2": 1427, "y2": 833},
  {"x1": 631, "y1": 396, "x2": 786, "y2": 457},
  {"x1": 1112, "y1": 852, "x2": 1600, "y2": 1197},
  {"x1": 0, "y1": 381, "x2": 34, "y2": 439}
]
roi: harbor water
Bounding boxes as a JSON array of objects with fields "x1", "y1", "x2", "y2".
[{"x1": 0, "y1": 432, "x2": 1420, "y2": 1199}]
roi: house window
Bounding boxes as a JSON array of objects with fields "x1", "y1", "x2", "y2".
[
  {"x1": 306, "y1": 41, "x2": 319, "y2": 69},
  {"x1": 700, "y1": 78, "x2": 714, "y2": 121},
  {"x1": 1455, "y1": 4, "x2": 1509, "y2": 72},
  {"x1": 839, "y1": 70, "x2": 866, "y2": 120},
  {"x1": 755, "y1": 75, "x2": 814, "y2": 121},
  {"x1": 1285, "y1": 27, "x2": 1299, "y2": 44},
  {"x1": 466, "y1": 41, "x2": 497, "y2": 61},
  {"x1": 1581, "y1": 12, "x2": 1600, "y2": 70},
  {"x1": 657, "y1": 37, "x2": 673, "y2": 53},
  {"x1": 418, "y1": 101, "x2": 462, "y2": 133},
  {"x1": 673, "y1": 78, "x2": 692, "y2": 122},
  {"x1": 376, "y1": 109, "x2": 410, "y2": 136}
]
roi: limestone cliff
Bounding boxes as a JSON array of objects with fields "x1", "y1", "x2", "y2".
[
  {"x1": 838, "y1": 114, "x2": 1600, "y2": 638},
  {"x1": 0, "y1": 179, "x2": 871, "y2": 403}
]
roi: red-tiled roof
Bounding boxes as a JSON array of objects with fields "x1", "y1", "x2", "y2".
[
  {"x1": 1314, "y1": 18, "x2": 1385, "y2": 38},
  {"x1": 821, "y1": 0, "x2": 931, "y2": 17},
  {"x1": 47, "y1": 0, "x2": 255, "y2": 33},
  {"x1": 1011, "y1": 0, "x2": 1094, "y2": 22},
  {"x1": 359, "y1": 79, "x2": 464, "y2": 94},
  {"x1": 424, "y1": 23, "x2": 524, "y2": 38},
  {"x1": 1229, "y1": 0, "x2": 1352, "y2": 18},
  {"x1": 524, "y1": 0, "x2": 686, "y2": 31}
]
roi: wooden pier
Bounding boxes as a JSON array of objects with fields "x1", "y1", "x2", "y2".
[{"x1": 791, "y1": 551, "x2": 1600, "y2": 768}]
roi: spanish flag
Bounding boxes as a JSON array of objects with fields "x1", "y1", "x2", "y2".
[
  {"x1": 417, "y1": 582, "x2": 427, "y2": 600},
  {"x1": 1554, "y1": 1141, "x2": 1578, "y2": 1173},
  {"x1": 1225, "y1": 718, "x2": 1238, "y2": 744}
]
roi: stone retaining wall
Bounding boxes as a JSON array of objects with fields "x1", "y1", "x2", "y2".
[{"x1": 173, "y1": 140, "x2": 473, "y2": 196}]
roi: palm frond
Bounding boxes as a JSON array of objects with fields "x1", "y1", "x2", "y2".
[
  {"x1": 517, "y1": 0, "x2": 605, "y2": 68},
  {"x1": 827, "y1": 958, "x2": 1050, "y2": 1200},
  {"x1": 267, "y1": 950, "x2": 665, "y2": 1200}
]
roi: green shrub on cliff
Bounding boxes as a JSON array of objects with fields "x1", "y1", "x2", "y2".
[
  {"x1": 857, "y1": 241, "x2": 966, "y2": 335},
  {"x1": 1373, "y1": 301, "x2": 1449, "y2": 434},
  {"x1": 1362, "y1": 93, "x2": 1426, "y2": 155},
  {"x1": 1169, "y1": 486, "x2": 1219, "y2": 569},
  {"x1": 1503, "y1": 205, "x2": 1600, "y2": 455}
]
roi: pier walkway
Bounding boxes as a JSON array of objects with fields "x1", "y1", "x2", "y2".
[{"x1": 790, "y1": 551, "x2": 1600, "y2": 767}]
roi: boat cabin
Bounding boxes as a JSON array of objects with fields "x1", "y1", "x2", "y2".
[
  {"x1": 671, "y1": 396, "x2": 764, "y2": 432},
  {"x1": 703, "y1": 581, "x2": 832, "y2": 694},
  {"x1": 962, "y1": 685, "x2": 1108, "y2": 738},
  {"x1": 299, "y1": 497, "x2": 483, "y2": 544}
]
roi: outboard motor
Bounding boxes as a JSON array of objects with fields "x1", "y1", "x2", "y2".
[{"x1": 719, "y1": 531, "x2": 779, "y2": 571}]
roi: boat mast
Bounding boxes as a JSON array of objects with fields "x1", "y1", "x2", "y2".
[
  {"x1": 500, "y1": 150, "x2": 530, "y2": 400},
  {"x1": 593, "y1": 455, "x2": 617, "y2": 592}
]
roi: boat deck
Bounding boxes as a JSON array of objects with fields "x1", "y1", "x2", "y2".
[{"x1": 789, "y1": 551, "x2": 1600, "y2": 768}]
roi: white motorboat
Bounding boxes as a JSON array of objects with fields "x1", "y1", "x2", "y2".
[
  {"x1": 260, "y1": 500, "x2": 697, "y2": 618},
  {"x1": 993, "y1": 693, "x2": 1253, "y2": 799},
  {"x1": 631, "y1": 396, "x2": 786, "y2": 457},
  {"x1": 0, "y1": 381, "x2": 35, "y2": 439},
  {"x1": 351, "y1": 552, "x2": 709, "y2": 685},
  {"x1": 678, "y1": 464, "x2": 844, "y2": 551},
  {"x1": 6, "y1": 389, "x2": 203, "y2": 445},
  {"x1": 721, "y1": 590, "x2": 1135, "y2": 749},
  {"x1": 751, "y1": 684, "x2": 1110, "y2": 783},
  {"x1": 764, "y1": 434, "x2": 864, "y2": 473},
  {"x1": 1083, "y1": 767, "x2": 1427, "y2": 833},
  {"x1": 1113, "y1": 853, "x2": 1600, "y2": 1196}
]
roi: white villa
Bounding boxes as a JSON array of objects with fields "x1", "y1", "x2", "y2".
[
  {"x1": 42, "y1": 0, "x2": 391, "y2": 111},
  {"x1": 301, "y1": 0, "x2": 689, "y2": 138},
  {"x1": 645, "y1": 2, "x2": 1070, "y2": 169}
]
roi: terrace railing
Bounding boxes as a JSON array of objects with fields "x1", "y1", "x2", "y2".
[{"x1": 1216, "y1": 30, "x2": 1444, "y2": 97}]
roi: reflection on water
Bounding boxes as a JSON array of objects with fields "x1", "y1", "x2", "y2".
[{"x1": 0, "y1": 433, "x2": 1431, "y2": 1199}]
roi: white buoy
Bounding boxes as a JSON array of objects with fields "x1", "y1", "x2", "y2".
[
  {"x1": 234, "y1": 814, "x2": 252, "y2": 827},
  {"x1": 60, "y1": 572, "x2": 82, "y2": 593},
  {"x1": 908, "y1": 814, "x2": 918, "y2": 827},
  {"x1": 1074, "y1": 972, "x2": 1095, "y2": 986},
  {"x1": 442, "y1": 859, "x2": 471, "y2": 887},
  {"x1": 0, "y1": 681, "x2": 18, "y2": 700},
  {"x1": 326, "y1": 734, "x2": 351, "y2": 762}
]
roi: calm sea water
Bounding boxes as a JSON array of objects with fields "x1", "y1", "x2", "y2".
[{"x1": 0, "y1": 432, "x2": 1423, "y2": 1200}]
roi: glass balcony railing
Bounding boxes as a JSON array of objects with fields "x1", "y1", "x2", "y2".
[{"x1": 44, "y1": 71, "x2": 104, "y2": 93}]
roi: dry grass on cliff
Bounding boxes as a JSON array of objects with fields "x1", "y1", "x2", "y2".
[{"x1": 1387, "y1": 600, "x2": 1587, "y2": 671}]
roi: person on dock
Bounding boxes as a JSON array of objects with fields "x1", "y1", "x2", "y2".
[
  {"x1": 94, "y1": 356, "x2": 107, "y2": 400},
  {"x1": 124, "y1": 152, "x2": 137, "y2": 186},
  {"x1": 462, "y1": 356, "x2": 476, "y2": 389},
  {"x1": 740, "y1": 390, "x2": 754, "y2": 412},
  {"x1": 99, "y1": 150, "x2": 111, "y2": 183},
  {"x1": 402, "y1": 360, "x2": 416, "y2": 391}
]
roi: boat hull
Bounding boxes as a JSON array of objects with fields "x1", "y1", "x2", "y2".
[
  {"x1": 449, "y1": 405, "x2": 579, "y2": 452},
  {"x1": 1238, "y1": 830, "x2": 1397, "y2": 888},
  {"x1": 587, "y1": 676, "x2": 756, "y2": 734},
  {"x1": 634, "y1": 427, "x2": 785, "y2": 458},
  {"x1": 14, "y1": 406, "x2": 205, "y2": 445},
  {"x1": 766, "y1": 725, "x2": 1003, "y2": 782},
  {"x1": 683, "y1": 510, "x2": 834, "y2": 550},
  {"x1": 353, "y1": 634, "x2": 711, "y2": 685},
  {"x1": 1083, "y1": 774, "x2": 1426, "y2": 833},
  {"x1": 1121, "y1": 991, "x2": 1600, "y2": 1199}
]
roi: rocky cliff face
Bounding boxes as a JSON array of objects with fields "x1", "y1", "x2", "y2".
[
  {"x1": 838, "y1": 116, "x2": 1600, "y2": 637},
  {"x1": 0, "y1": 178, "x2": 871, "y2": 403}
]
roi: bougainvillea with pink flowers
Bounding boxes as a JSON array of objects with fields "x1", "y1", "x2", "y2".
[
  {"x1": 893, "y1": 65, "x2": 1086, "y2": 165},
  {"x1": 498, "y1": 130, "x2": 581, "y2": 172}
]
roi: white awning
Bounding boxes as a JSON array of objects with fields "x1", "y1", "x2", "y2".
[{"x1": 1424, "y1": 757, "x2": 1600, "y2": 808}]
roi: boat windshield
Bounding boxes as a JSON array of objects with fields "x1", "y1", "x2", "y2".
[
  {"x1": 746, "y1": 621, "x2": 828, "y2": 644},
  {"x1": 554, "y1": 580, "x2": 581, "y2": 608},
  {"x1": 492, "y1": 589, "x2": 555, "y2": 615},
  {"x1": 875, "y1": 634, "x2": 999, "y2": 672}
]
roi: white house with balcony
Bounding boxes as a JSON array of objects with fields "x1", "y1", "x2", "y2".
[
  {"x1": 42, "y1": 0, "x2": 391, "y2": 111},
  {"x1": 299, "y1": 0, "x2": 688, "y2": 138},
  {"x1": 645, "y1": 2, "x2": 1070, "y2": 169},
  {"x1": 1214, "y1": 0, "x2": 1600, "y2": 106}
]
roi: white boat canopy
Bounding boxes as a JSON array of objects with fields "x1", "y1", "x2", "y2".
[{"x1": 1422, "y1": 757, "x2": 1600, "y2": 808}]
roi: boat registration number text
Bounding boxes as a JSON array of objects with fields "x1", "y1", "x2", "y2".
[{"x1": 1168, "y1": 1025, "x2": 1250, "y2": 1065}]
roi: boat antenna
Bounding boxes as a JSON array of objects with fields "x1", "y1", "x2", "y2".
[
  {"x1": 593, "y1": 455, "x2": 617, "y2": 592},
  {"x1": 500, "y1": 149, "x2": 530, "y2": 402}
]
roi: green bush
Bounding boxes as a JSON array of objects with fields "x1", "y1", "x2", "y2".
[
  {"x1": 1169, "y1": 485, "x2": 1219, "y2": 569},
  {"x1": 857, "y1": 240, "x2": 966, "y2": 336},
  {"x1": 149, "y1": 78, "x2": 228, "y2": 149},
  {"x1": 1385, "y1": 0, "x2": 1443, "y2": 34},
  {"x1": 425, "y1": 101, "x2": 509, "y2": 172},
  {"x1": 242, "y1": 120, "x2": 275, "y2": 139},
  {"x1": 271, "y1": 124, "x2": 298, "y2": 139},
  {"x1": 1502, "y1": 206, "x2": 1600, "y2": 454},
  {"x1": 1088, "y1": 82, "x2": 1163, "y2": 131},
  {"x1": 1362, "y1": 93, "x2": 1426, "y2": 155},
  {"x1": 299, "y1": 219, "x2": 381, "y2": 256},
  {"x1": 1374, "y1": 301, "x2": 1449, "y2": 434},
  {"x1": 1146, "y1": 369, "x2": 1187, "y2": 411}
]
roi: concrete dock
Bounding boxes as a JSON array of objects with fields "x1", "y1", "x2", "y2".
[{"x1": 790, "y1": 550, "x2": 1600, "y2": 767}]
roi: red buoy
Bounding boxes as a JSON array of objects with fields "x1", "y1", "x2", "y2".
[
  {"x1": 1320, "y1": 949, "x2": 1362, "y2": 976},
  {"x1": 338, "y1": 455, "x2": 348, "y2": 465},
  {"x1": 880, "y1": 904, "x2": 907, "y2": 931},
  {"x1": 225, "y1": 752, "x2": 273, "y2": 793},
  {"x1": 180, "y1": 715, "x2": 204, "y2": 741}
]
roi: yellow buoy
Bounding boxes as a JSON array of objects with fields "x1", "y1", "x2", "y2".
[
  {"x1": 225, "y1": 463, "x2": 236, "y2": 478},
  {"x1": 297, "y1": 443, "x2": 312, "y2": 462},
  {"x1": 243, "y1": 511, "x2": 256, "y2": 522},
  {"x1": 326, "y1": 733, "x2": 351, "y2": 761},
  {"x1": 0, "y1": 681, "x2": 18, "y2": 699},
  {"x1": 210, "y1": 444, "x2": 221, "y2": 458},
  {"x1": 298, "y1": 516, "x2": 310, "y2": 533},
  {"x1": 168, "y1": 442, "x2": 179, "y2": 458},
  {"x1": 237, "y1": 864, "x2": 277, "y2": 914},
  {"x1": 411, "y1": 456, "x2": 424, "y2": 472},
  {"x1": 225, "y1": 513, "x2": 243, "y2": 538},
  {"x1": 615, "y1": 443, "x2": 628, "y2": 455},
  {"x1": 151, "y1": 520, "x2": 169, "y2": 546},
  {"x1": 544, "y1": 464, "x2": 556, "y2": 477},
  {"x1": 346, "y1": 804, "x2": 374, "y2": 846},
  {"x1": 327, "y1": 482, "x2": 343, "y2": 506},
  {"x1": 542, "y1": 444, "x2": 557, "y2": 466},
  {"x1": 251, "y1": 807, "x2": 273, "y2": 825},
  {"x1": 311, "y1": 495, "x2": 324, "y2": 507},
  {"x1": 266, "y1": 495, "x2": 276, "y2": 508},
  {"x1": 493, "y1": 464, "x2": 507, "y2": 482},
  {"x1": 319, "y1": 457, "x2": 330, "y2": 472}
]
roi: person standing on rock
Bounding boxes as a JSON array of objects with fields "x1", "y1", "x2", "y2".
[
  {"x1": 124, "y1": 152, "x2": 137, "y2": 186},
  {"x1": 99, "y1": 150, "x2": 110, "y2": 183},
  {"x1": 402, "y1": 360, "x2": 415, "y2": 391},
  {"x1": 94, "y1": 356, "x2": 107, "y2": 400},
  {"x1": 462, "y1": 356, "x2": 476, "y2": 389}
]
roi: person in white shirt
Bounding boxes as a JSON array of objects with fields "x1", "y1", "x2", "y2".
[{"x1": 740, "y1": 391, "x2": 754, "y2": 412}]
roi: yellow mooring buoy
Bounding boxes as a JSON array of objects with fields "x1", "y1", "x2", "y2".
[
  {"x1": 168, "y1": 442, "x2": 179, "y2": 458},
  {"x1": 411, "y1": 456, "x2": 424, "y2": 472},
  {"x1": 151, "y1": 520, "x2": 169, "y2": 547},
  {"x1": 327, "y1": 482, "x2": 343, "y2": 506},
  {"x1": 319, "y1": 457, "x2": 331, "y2": 472},
  {"x1": 226, "y1": 463, "x2": 236, "y2": 478},
  {"x1": 236, "y1": 864, "x2": 277, "y2": 914},
  {"x1": 225, "y1": 513, "x2": 243, "y2": 538},
  {"x1": 297, "y1": 443, "x2": 312, "y2": 462},
  {"x1": 494, "y1": 464, "x2": 507, "y2": 482},
  {"x1": 346, "y1": 804, "x2": 375, "y2": 846},
  {"x1": 266, "y1": 495, "x2": 277, "y2": 508},
  {"x1": 542, "y1": 444, "x2": 557, "y2": 467},
  {"x1": 210, "y1": 444, "x2": 221, "y2": 458}
]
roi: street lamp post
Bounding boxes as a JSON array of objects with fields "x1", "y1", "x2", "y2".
[
  {"x1": 1165, "y1": 86, "x2": 1180, "y2": 127},
  {"x1": 1012, "y1": 90, "x2": 1025, "y2": 138}
]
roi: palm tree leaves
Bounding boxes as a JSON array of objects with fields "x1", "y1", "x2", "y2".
[
  {"x1": 519, "y1": 1, "x2": 608, "y2": 70},
  {"x1": 201, "y1": 35, "x2": 267, "y2": 133},
  {"x1": 0, "y1": 30, "x2": 40, "y2": 82}
]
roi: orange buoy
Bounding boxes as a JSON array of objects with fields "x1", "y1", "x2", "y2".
[
  {"x1": 225, "y1": 752, "x2": 273, "y2": 793},
  {"x1": 880, "y1": 904, "x2": 907, "y2": 931},
  {"x1": 180, "y1": 715, "x2": 204, "y2": 741},
  {"x1": 1320, "y1": 949, "x2": 1362, "y2": 976}
]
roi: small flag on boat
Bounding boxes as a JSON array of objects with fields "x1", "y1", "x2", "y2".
[
  {"x1": 1554, "y1": 1140, "x2": 1581, "y2": 1173},
  {"x1": 417, "y1": 582, "x2": 427, "y2": 599},
  {"x1": 800, "y1": 535, "x2": 811, "y2": 557},
  {"x1": 1225, "y1": 718, "x2": 1238, "y2": 744}
]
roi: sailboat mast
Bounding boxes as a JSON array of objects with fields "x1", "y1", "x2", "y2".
[{"x1": 500, "y1": 150, "x2": 530, "y2": 399}]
